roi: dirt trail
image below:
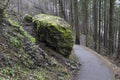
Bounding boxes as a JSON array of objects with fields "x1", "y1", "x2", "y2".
[{"x1": 73, "y1": 45, "x2": 114, "y2": 80}]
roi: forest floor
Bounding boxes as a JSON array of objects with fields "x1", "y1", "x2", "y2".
[
  {"x1": 104, "y1": 55, "x2": 120, "y2": 79},
  {"x1": 73, "y1": 45, "x2": 114, "y2": 80}
]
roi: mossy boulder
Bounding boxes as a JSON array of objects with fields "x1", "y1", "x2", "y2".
[{"x1": 32, "y1": 14, "x2": 74, "y2": 57}]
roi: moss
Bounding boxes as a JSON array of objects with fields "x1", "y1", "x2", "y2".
[
  {"x1": 0, "y1": 66, "x2": 49, "y2": 80},
  {"x1": 7, "y1": 19, "x2": 36, "y2": 43},
  {"x1": 32, "y1": 14, "x2": 74, "y2": 57},
  {"x1": 10, "y1": 36, "x2": 21, "y2": 48},
  {"x1": 32, "y1": 14, "x2": 71, "y2": 29}
]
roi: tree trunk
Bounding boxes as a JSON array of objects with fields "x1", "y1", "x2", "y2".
[
  {"x1": 117, "y1": 15, "x2": 120, "y2": 59},
  {"x1": 74, "y1": 0, "x2": 80, "y2": 44},
  {"x1": 70, "y1": 0, "x2": 74, "y2": 29},
  {"x1": 109, "y1": 0, "x2": 115, "y2": 55},
  {"x1": 58, "y1": 0, "x2": 66, "y2": 19},
  {"x1": 98, "y1": 0, "x2": 101, "y2": 53},
  {"x1": 103, "y1": 0, "x2": 107, "y2": 48},
  {"x1": 81, "y1": 0, "x2": 89, "y2": 46},
  {"x1": 93, "y1": 0, "x2": 98, "y2": 51}
]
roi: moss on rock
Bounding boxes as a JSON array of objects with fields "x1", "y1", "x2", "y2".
[
  {"x1": 32, "y1": 14, "x2": 74, "y2": 57},
  {"x1": 8, "y1": 19, "x2": 36, "y2": 43}
]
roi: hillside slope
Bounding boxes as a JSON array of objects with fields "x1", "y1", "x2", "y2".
[{"x1": 0, "y1": 16, "x2": 79, "y2": 80}]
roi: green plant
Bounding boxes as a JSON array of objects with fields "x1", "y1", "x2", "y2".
[{"x1": 10, "y1": 37, "x2": 21, "y2": 48}]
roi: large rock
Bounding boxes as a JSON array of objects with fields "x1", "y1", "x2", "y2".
[{"x1": 32, "y1": 14, "x2": 74, "y2": 57}]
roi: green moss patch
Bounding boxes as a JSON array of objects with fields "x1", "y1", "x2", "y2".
[
  {"x1": 8, "y1": 19, "x2": 36, "y2": 43},
  {"x1": 10, "y1": 36, "x2": 21, "y2": 48},
  {"x1": 0, "y1": 66, "x2": 50, "y2": 80}
]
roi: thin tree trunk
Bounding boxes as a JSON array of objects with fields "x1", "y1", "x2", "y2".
[
  {"x1": 81, "y1": 0, "x2": 89, "y2": 46},
  {"x1": 93, "y1": 0, "x2": 98, "y2": 51},
  {"x1": 74, "y1": 0, "x2": 80, "y2": 44},
  {"x1": 104, "y1": 0, "x2": 107, "y2": 48},
  {"x1": 109, "y1": 0, "x2": 115, "y2": 55},
  {"x1": 98, "y1": 0, "x2": 101, "y2": 53},
  {"x1": 58, "y1": 0, "x2": 66, "y2": 19},
  {"x1": 70, "y1": 0, "x2": 74, "y2": 29},
  {"x1": 117, "y1": 14, "x2": 120, "y2": 59}
]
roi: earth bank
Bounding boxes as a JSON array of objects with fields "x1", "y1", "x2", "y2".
[{"x1": 0, "y1": 14, "x2": 79, "y2": 80}]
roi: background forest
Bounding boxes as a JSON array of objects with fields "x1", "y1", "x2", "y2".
[
  {"x1": 8, "y1": 0, "x2": 120, "y2": 65},
  {"x1": 0, "y1": 0, "x2": 120, "y2": 79}
]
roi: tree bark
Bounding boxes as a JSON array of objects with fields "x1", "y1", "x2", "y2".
[
  {"x1": 109, "y1": 0, "x2": 115, "y2": 55},
  {"x1": 58, "y1": 0, "x2": 66, "y2": 19},
  {"x1": 70, "y1": 0, "x2": 74, "y2": 29},
  {"x1": 103, "y1": 0, "x2": 107, "y2": 48},
  {"x1": 93, "y1": 0, "x2": 98, "y2": 51},
  {"x1": 81, "y1": 0, "x2": 89, "y2": 46},
  {"x1": 74, "y1": 0, "x2": 80, "y2": 44},
  {"x1": 98, "y1": 0, "x2": 101, "y2": 53},
  {"x1": 117, "y1": 14, "x2": 120, "y2": 59}
]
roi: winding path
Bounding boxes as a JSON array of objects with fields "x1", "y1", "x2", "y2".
[{"x1": 73, "y1": 45, "x2": 115, "y2": 80}]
